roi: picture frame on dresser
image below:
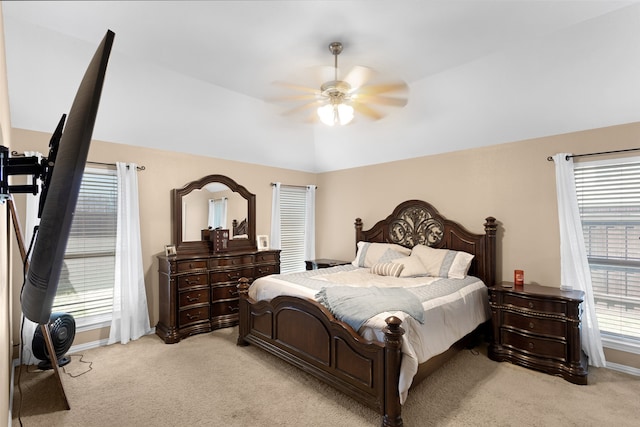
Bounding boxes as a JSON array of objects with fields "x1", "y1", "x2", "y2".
[
  {"x1": 164, "y1": 244, "x2": 176, "y2": 256},
  {"x1": 257, "y1": 235, "x2": 269, "y2": 251}
]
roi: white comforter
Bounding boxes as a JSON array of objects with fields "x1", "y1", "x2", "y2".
[{"x1": 248, "y1": 266, "x2": 491, "y2": 404}]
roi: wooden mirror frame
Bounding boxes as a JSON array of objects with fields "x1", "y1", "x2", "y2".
[{"x1": 172, "y1": 174, "x2": 256, "y2": 254}]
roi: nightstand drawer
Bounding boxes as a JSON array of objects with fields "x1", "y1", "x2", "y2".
[
  {"x1": 501, "y1": 329, "x2": 567, "y2": 362},
  {"x1": 503, "y1": 293, "x2": 567, "y2": 316},
  {"x1": 503, "y1": 311, "x2": 567, "y2": 338}
]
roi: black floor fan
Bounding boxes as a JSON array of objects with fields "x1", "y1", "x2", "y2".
[{"x1": 32, "y1": 312, "x2": 76, "y2": 370}]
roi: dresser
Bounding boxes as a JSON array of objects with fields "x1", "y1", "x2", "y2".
[
  {"x1": 488, "y1": 282, "x2": 588, "y2": 384},
  {"x1": 156, "y1": 249, "x2": 280, "y2": 343}
]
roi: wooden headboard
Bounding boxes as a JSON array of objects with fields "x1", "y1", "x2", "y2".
[{"x1": 355, "y1": 199, "x2": 497, "y2": 286}]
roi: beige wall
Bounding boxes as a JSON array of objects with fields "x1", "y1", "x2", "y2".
[{"x1": 9, "y1": 121, "x2": 640, "y2": 370}]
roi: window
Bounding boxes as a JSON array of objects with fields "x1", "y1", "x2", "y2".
[
  {"x1": 51, "y1": 167, "x2": 117, "y2": 329},
  {"x1": 278, "y1": 186, "x2": 307, "y2": 273},
  {"x1": 574, "y1": 158, "x2": 640, "y2": 347}
]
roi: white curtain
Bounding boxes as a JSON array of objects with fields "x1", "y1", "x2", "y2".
[
  {"x1": 553, "y1": 153, "x2": 606, "y2": 367},
  {"x1": 270, "y1": 182, "x2": 281, "y2": 250},
  {"x1": 21, "y1": 151, "x2": 42, "y2": 365},
  {"x1": 304, "y1": 185, "x2": 316, "y2": 260},
  {"x1": 108, "y1": 163, "x2": 150, "y2": 345}
]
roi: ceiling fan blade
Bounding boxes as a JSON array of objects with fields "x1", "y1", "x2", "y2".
[
  {"x1": 354, "y1": 94, "x2": 408, "y2": 107},
  {"x1": 272, "y1": 81, "x2": 318, "y2": 94},
  {"x1": 282, "y1": 100, "x2": 323, "y2": 117},
  {"x1": 355, "y1": 82, "x2": 408, "y2": 96},
  {"x1": 266, "y1": 94, "x2": 319, "y2": 104},
  {"x1": 352, "y1": 102, "x2": 384, "y2": 121}
]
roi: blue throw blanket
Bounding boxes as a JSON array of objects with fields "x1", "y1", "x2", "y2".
[{"x1": 316, "y1": 286, "x2": 425, "y2": 332}]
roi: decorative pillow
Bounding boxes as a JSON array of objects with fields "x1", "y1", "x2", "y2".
[
  {"x1": 391, "y1": 256, "x2": 429, "y2": 277},
  {"x1": 352, "y1": 242, "x2": 411, "y2": 268},
  {"x1": 411, "y1": 244, "x2": 474, "y2": 279},
  {"x1": 370, "y1": 262, "x2": 405, "y2": 277}
]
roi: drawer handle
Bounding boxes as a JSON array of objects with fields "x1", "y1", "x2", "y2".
[
  {"x1": 185, "y1": 277, "x2": 201, "y2": 285},
  {"x1": 528, "y1": 302, "x2": 534, "y2": 309},
  {"x1": 528, "y1": 342, "x2": 534, "y2": 349},
  {"x1": 186, "y1": 311, "x2": 202, "y2": 320},
  {"x1": 257, "y1": 267, "x2": 270, "y2": 274},
  {"x1": 228, "y1": 289, "x2": 238, "y2": 296},
  {"x1": 229, "y1": 306, "x2": 240, "y2": 312},
  {"x1": 186, "y1": 294, "x2": 201, "y2": 302},
  {"x1": 227, "y1": 273, "x2": 240, "y2": 280},
  {"x1": 529, "y1": 322, "x2": 535, "y2": 329}
]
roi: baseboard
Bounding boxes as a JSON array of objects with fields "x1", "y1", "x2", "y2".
[{"x1": 605, "y1": 361, "x2": 640, "y2": 377}]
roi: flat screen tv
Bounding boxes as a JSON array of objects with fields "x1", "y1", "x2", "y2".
[{"x1": 22, "y1": 30, "x2": 115, "y2": 325}]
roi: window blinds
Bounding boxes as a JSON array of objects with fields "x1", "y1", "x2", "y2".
[
  {"x1": 575, "y1": 159, "x2": 640, "y2": 342},
  {"x1": 52, "y1": 168, "x2": 117, "y2": 323},
  {"x1": 279, "y1": 186, "x2": 307, "y2": 274}
]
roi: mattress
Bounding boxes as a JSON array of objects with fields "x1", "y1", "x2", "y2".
[{"x1": 248, "y1": 265, "x2": 491, "y2": 403}]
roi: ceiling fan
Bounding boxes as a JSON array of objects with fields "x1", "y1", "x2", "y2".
[{"x1": 270, "y1": 42, "x2": 409, "y2": 126}]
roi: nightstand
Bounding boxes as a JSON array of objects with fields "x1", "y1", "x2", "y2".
[
  {"x1": 305, "y1": 258, "x2": 351, "y2": 270},
  {"x1": 488, "y1": 282, "x2": 588, "y2": 385}
]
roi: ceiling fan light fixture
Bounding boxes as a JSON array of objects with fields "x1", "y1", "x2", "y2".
[{"x1": 317, "y1": 102, "x2": 354, "y2": 126}]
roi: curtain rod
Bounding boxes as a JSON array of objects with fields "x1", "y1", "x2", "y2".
[
  {"x1": 9, "y1": 151, "x2": 145, "y2": 170},
  {"x1": 270, "y1": 182, "x2": 317, "y2": 189},
  {"x1": 546, "y1": 147, "x2": 640, "y2": 162},
  {"x1": 88, "y1": 160, "x2": 145, "y2": 171}
]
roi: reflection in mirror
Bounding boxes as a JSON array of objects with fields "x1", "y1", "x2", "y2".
[
  {"x1": 181, "y1": 184, "x2": 247, "y2": 242},
  {"x1": 173, "y1": 174, "x2": 256, "y2": 254}
]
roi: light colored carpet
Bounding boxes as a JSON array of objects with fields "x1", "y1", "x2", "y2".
[{"x1": 12, "y1": 327, "x2": 639, "y2": 426}]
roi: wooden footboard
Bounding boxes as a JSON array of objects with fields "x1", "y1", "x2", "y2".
[{"x1": 237, "y1": 278, "x2": 406, "y2": 427}]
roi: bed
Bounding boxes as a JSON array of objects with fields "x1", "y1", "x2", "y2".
[{"x1": 237, "y1": 199, "x2": 497, "y2": 426}]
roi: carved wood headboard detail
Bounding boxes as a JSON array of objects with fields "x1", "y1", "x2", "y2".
[{"x1": 354, "y1": 199, "x2": 497, "y2": 286}]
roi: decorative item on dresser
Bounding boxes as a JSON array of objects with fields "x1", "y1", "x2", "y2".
[
  {"x1": 237, "y1": 199, "x2": 497, "y2": 426},
  {"x1": 156, "y1": 174, "x2": 280, "y2": 344},
  {"x1": 488, "y1": 282, "x2": 588, "y2": 385}
]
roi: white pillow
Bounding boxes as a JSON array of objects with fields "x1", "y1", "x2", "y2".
[
  {"x1": 370, "y1": 262, "x2": 405, "y2": 277},
  {"x1": 411, "y1": 244, "x2": 474, "y2": 279},
  {"x1": 352, "y1": 242, "x2": 411, "y2": 268},
  {"x1": 391, "y1": 256, "x2": 429, "y2": 277}
]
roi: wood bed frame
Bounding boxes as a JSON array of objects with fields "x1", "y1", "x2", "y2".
[{"x1": 237, "y1": 200, "x2": 497, "y2": 426}]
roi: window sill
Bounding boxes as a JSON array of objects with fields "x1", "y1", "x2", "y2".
[{"x1": 75, "y1": 314, "x2": 112, "y2": 333}]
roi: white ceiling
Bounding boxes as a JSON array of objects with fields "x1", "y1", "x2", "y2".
[{"x1": 3, "y1": 1, "x2": 640, "y2": 172}]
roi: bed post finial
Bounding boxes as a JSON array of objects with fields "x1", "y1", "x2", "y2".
[
  {"x1": 355, "y1": 218, "x2": 363, "y2": 253},
  {"x1": 383, "y1": 316, "x2": 404, "y2": 427},
  {"x1": 237, "y1": 277, "x2": 251, "y2": 346},
  {"x1": 484, "y1": 217, "x2": 497, "y2": 286}
]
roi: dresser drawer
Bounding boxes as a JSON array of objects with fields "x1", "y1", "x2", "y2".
[
  {"x1": 503, "y1": 311, "x2": 567, "y2": 339},
  {"x1": 211, "y1": 299, "x2": 240, "y2": 317},
  {"x1": 255, "y1": 252, "x2": 278, "y2": 263},
  {"x1": 179, "y1": 288, "x2": 210, "y2": 307},
  {"x1": 179, "y1": 306, "x2": 210, "y2": 327},
  {"x1": 210, "y1": 255, "x2": 254, "y2": 268},
  {"x1": 177, "y1": 260, "x2": 207, "y2": 272},
  {"x1": 177, "y1": 273, "x2": 208, "y2": 289},
  {"x1": 210, "y1": 267, "x2": 253, "y2": 284},
  {"x1": 255, "y1": 263, "x2": 278, "y2": 278},
  {"x1": 501, "y1": 329, "x2": 567, "y2": 362},
  {"x1": 211, "y1": 283, "x2": 239, "y2": 301},
  {"x1": 503, "y1": 293, "x2": 567, "y2": 316}
]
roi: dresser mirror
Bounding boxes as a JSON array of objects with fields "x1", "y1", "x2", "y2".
[{"x1": 173, "y1": 174, "x2": 256, "y2": 254}]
